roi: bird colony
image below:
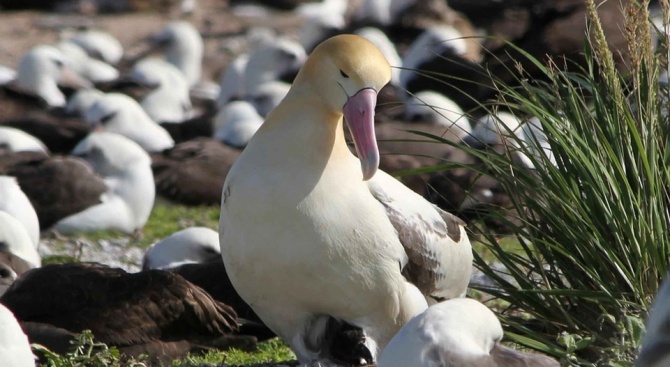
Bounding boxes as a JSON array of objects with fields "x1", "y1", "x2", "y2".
[{"x1": 0, "y1": 0, "x2": 664, "y2": 366}]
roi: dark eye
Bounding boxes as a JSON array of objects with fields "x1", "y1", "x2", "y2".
[
  {"x1": 340, "y1": 70, "x2": 349, "y2": 78},
  {"x1": 0, "y1": 265, "x2": 12, "y2": 278},
  {"x1": 100, "y1": 111, "x2": 117, "y2": 125},
  {"x1": 280, "y1": 50, "x2": 297, "y2": 61},
  {"x1": 203, "y1": 247, "x2": 219, "y2": 254},
  {"x1": 54, "y1": 59, "x2": 64, "y2": 68}
]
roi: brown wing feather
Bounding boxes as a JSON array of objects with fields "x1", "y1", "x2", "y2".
[
  {"x1": 20, "y1": 321, "x2": 77, "y2": 356},
  {"x1": 0, "y1": 150, "x2": 49, "y2": 172},
  {"x1": 392, "y1": 204, "x2": 465, "y2": 296},
  {"x1": 1, "y1": 113, "x2": 92, "y2": 154},
  {"x1": 171, "y1": 259, "x2": 276, "y2": 341},
  {"x1": 369, "y1": 172, "x2": 471, "y2": 300},
  {"x1": 1, "y1": 262, "x2": 238, "y2": 348},
  {"x1": 2, "y1": 155, "x2": 107, "y2": 229},
  {"x1": 0, "y1": 84, "x2": 50, "y2": 121},
  {"x1": 151, "y1": 138, "x2": 240, "y2": 206},
  {"x1": 158, "y1": 107, "x2": 216, "y2": 143}
]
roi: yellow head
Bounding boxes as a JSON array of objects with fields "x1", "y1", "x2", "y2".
[{"x1": 293, "y1": 34, "x2": 392, "y2": 179}]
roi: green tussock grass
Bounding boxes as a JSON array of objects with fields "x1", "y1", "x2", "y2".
[{"x1": 416, "y1": 1, "x2": 670, "y2": 365}]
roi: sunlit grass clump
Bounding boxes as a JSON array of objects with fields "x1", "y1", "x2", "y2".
[
  {"x1": 34, "y1": 330, "x2": 295, "y2": 367},
  {"x1": 451, "y1": 0, "x2": 670, "y2": 365}
]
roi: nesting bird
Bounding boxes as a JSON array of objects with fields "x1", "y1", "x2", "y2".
[
  {"x1": 0, "y1": 176, "x2": 40, "y2": 248},
  {"x1": 84, "y1": 93, "x2": 175, "y2": 152},
  {"x1": 378, "y1": 298, "x2": 560, "y2": 367},
  {"x1": 142, "y1": 227, "x2": 221, "y2": 270},
  {"x1": 0, "y1": 211, "x2": 41, "y2": 285},
  {"x1": 54, "y1": 132, "x2": 155, "y2": 234},
  {"x1": 0, "y1": 303, "x2": 35, "y2": 367},
  {"x1": 212, "y1": 100, "x2": 264, "y2": 149},
  {"x1": 148, "y1": 21, "x2": 204, "y2": 88},
  {"x1": 220, "y1": 34, "x2": 473, "y2": 364},
  {"x1": 8, "y1": 44, "x2": 91, "y2": 109},
  {"x1": 0, "y1": 126, "x2": 48, "y2": 154},
  {"x1": 127, "y1": 58, "x2": 192, "y2": 123},
  {"x1": 0, "y1": 262, "x2": 240, "y2": 364}
]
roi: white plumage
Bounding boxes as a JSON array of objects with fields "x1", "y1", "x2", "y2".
[
  {"x1": 128, "y1": 58, "x2": 192, "y2": 123},
  {"x1": 0, "y1": 127, "x2": 48, "y2": 154},
  {"x1": 0, "y1": 176, "x2": 40, "y2": 249},
  {"x1": 151, "y1": 21, "x2": 203, "y2": 87},
  {"x1": 220, "y1": 35, "x2": 472, "y2": 364},
  {"x1": 57, "y1": 41, "x2": 119, "y2": 83},
  {"x1": 400, "y1": 26, "x2": 468, "y2": 91},
  {"x1": 405, "y1": 91, "x2": 470, "y2": 137},
  {"x1": 0, "y1": 303, "x2": 35, "y2": 367},
  {"x1": 66, "y1": 29, "x2": 124, "y2": 65},
  {"x1": 15, "y1": 45, "x2": 91, "y2": 107},
  {"x1": 0, "y1": 210, "x2": 41, "y2": 274},
  {"x1": 378, "y1": 298, "x2": 560, "y2": 367},
  {"x1": 143, "y1": 227, "x2": 220, "y2": 270},
  {"x1": 213, "y1": 100, "x2": 264, "y2": 148},
  {"x1": 54, "y1": 132, "x2": 155, "y2": 235},
  {"x1": 84, "y1": 93, "x2": 175, "y2": 152}
]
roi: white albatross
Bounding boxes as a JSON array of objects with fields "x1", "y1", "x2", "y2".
[
  {"x1": 0, "y1": 126, "x2": 48, "y2": 154},
  {"x1": 0, "y1": 176, "x2": 40, "y2": 249},
  {"x1": 213, "y1": 100, "x2": 264, "y2": 148},
  {"x1": 142, "y1": 227, "x2": 220, "y2": 270},
  {"x1": 149, "y1": 21, "x2": 203, "y2": 87},
  {"x1": 0, "y1": 210, "x2": 41, "y2": 274},
  {"x1": 54, "y1": 132, "x2": 155, "y2": 235},
  {"x1": 14, "y1": 45, "x2": 91, "y2": 107},
  {"x1": 128, "y1": 58, "x2": 192, "y2": 123},
  {"x1": 84, "y1": 93, "x2": 175, "y2": 152},
  {"x1": 219, "y1": 34, "x2": 473, "y2": 365},
  {"x1": 0, "y1": 303, "x2": 35, "y2": 367},
  {"x1": 378, "y1": 298, "x2": 560, "y2": 367},
  {"x1": 66, "y1": 29, "x2": 124, "y2": 65}
]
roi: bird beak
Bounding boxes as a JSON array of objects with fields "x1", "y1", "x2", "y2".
[
  {"x1": 59, "y1": 67, "x2": 92, "y2": 89},
  {"x1": 343, "y1": 88, "x2": 378, "y2": 181}
]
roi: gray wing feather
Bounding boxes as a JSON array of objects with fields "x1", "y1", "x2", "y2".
[{"x1": 368, "y1": 171, "x2": 472, "y2": 300}]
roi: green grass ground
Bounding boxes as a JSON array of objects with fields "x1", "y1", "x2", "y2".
[{"x1": 35, "y1": 201, "x2": 519, "y2": 366}]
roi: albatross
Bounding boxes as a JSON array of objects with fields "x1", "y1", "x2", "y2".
[
  {"x1": 0, "y1": 303, "x2": 34, "y2": 367},
  {"x1": 219, "y1": 34, "x2": 473, "y2": 365},
  {"x1": 377, "y1": 298, "x2": 560, "y2": 367}
]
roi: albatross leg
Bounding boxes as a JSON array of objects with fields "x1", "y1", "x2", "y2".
[
  {"x1": 287, "y1": 314, "x2": 334, "y2": 363},
  {"x1": 283, "y1": 313, "x2": 373, "y2": 366}
]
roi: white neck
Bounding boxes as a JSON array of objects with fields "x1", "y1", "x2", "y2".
[
  {"x1": 106, "y1": 162, "x2": 155, "y2": 226},
  {"x1": 18, "y1": 74, "x2": 65, "y2": 106},
  {"x1": 251, "y1": 87, "x2": 351, "y2": 171}
]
